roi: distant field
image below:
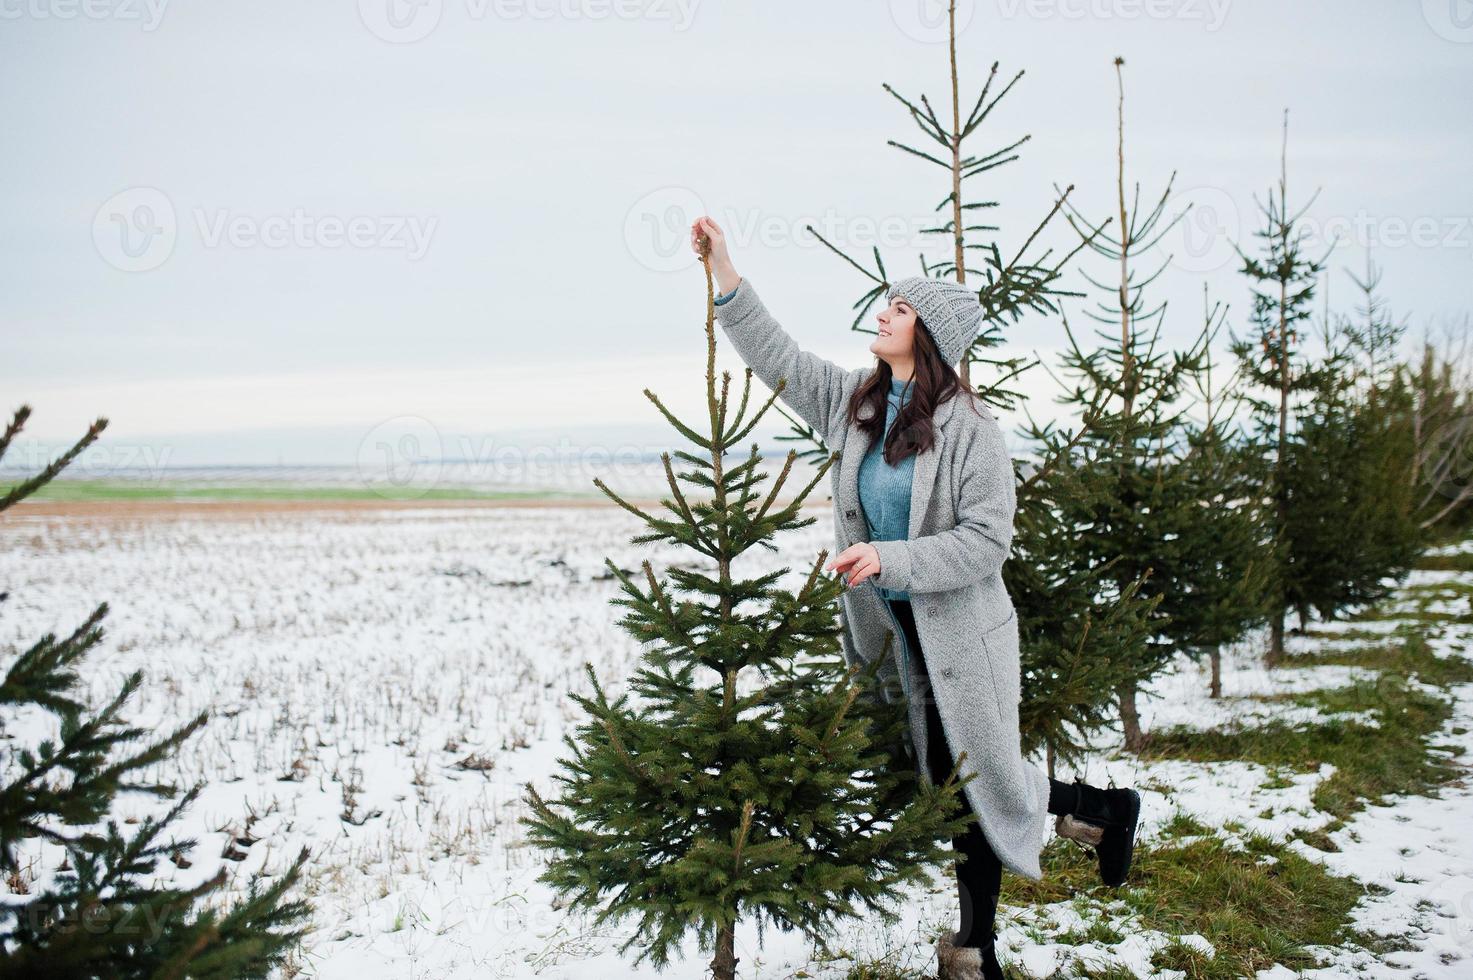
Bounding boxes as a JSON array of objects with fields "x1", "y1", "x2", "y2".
[
  {"x1": 5, "y1": 478, "x2": 600, "y2": 503},
  {"x1": 2, "y1": 457, "x2": 829, "y2": 507}
]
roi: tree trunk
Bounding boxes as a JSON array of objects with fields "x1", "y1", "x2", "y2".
[
  {"x1": 1209, "y1": 648, "x2": 1222, "y2": 699},
  {"x1": 1266, "y1": 607, "x2": 1285, "y2": 668},
  {"x1": 1117, "y1": 682, "x2": 1145, "y2": 752},
  {"x1": 1046, "y1": 741, "x2": 1057, "y2": 780},
  {"x1": 711, "y1": 923, "x2": 738, "y2": 980}
]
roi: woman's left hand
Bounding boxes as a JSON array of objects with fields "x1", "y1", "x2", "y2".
[{"x1": 827, "y1": 543, "x2": 881, "y2": 587}]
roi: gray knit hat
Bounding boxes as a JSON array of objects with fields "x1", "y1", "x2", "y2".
[{"x1": 886, "y1": 276, "x2": 983, "y2": 365}]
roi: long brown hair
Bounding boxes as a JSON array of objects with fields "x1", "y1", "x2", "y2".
[{"x1": 845, "y1": 314, "x2": 971, "y2": 464}]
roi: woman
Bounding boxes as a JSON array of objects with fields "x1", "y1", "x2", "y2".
[{"x1": 690, "y1": 216, "x2": 1141, "y2": 980}]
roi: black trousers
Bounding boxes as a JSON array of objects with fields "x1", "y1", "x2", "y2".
[{"x1": 886, "y1": 598, "x2": 1081, "y2": 948}]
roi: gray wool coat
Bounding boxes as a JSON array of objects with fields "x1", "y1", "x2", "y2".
[{"x1": 714, "y1": 275, "x2": 1050, "y2": 881}]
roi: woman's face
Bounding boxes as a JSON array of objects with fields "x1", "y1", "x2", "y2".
[{"x1": 870, "y1": 295, "x2": 917, "y2": 367}]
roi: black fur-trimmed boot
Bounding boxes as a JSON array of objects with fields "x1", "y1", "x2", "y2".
[
  {"x1": 936, "y1": 931, "x2": 1005, "y2": 980},
  {"x1": 935, "y1": 931, "x2": 984, "y2": 980},
  {"x1": 1053, "y1": 778, "x2": 1141, "y2": 887},
  {"x1": 937, "y1": 891, "x2": 1005, "y2": 980}
]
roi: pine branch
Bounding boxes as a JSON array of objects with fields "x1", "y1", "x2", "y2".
[{"x1": 0, "y1": 412, "x2": 108, "y2": 512}]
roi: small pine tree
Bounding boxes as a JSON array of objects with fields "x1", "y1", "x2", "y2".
[
  {"x1": 1176, "y1": 288, "x2": 1276, "y2": 699},
  {"x1": 1405, "y1": 319, "x2": 1473, "y2": 535},
  {"x1": 519, "y1": 236, "x2": 974, "y2": 980},
  {"x1": 1006, "y1": 427, "x2": 1160, "y2": 771},
  {"x1": 1338, "y1": 259, "x2": 1426, "y2": 578},
  {"x1": 0, "y1": 406, "x2": 312, "y2": 978},
  {"x1": 1277, "y1": 264, "x2": 1424, "y2": 626},
  {"x1": 1226, "y1": 109, "x2": 1339, "y2": 666},
  {"x1": 1045, "y1": 57, "x2": 1223, "y2": 750}
]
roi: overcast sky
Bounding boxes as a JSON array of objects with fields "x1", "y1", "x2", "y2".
[{"x1": 3, "y1": 0, "x2": 1470, "y2": 470}]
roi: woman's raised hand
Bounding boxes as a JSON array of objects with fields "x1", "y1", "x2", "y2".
[
  {"x1": 689, "y1": 215, "x2": 729, "y2": 265},
  {"x1": 690, "y1": 217, "x2": 741, "y2": 296}
]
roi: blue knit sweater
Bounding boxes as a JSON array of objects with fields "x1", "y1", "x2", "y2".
[
  {"x1": 716, "y1": 282, "x2": 915, "y2": 600},
  {"x1": 858, "y1": 377, "x2": 916, "y2": 601}
]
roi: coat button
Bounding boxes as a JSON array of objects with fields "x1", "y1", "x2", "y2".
[
  {"x1": 927, "y1": 607, "x2": 937, "y2": 618},
  {"x1": 845, "y1": 508, "x2": 857, "y2": 518},
  {"x1": 941, "y1": 666, "x2": 955, "y2": 679}
]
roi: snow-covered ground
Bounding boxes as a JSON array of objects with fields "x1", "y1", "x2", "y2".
[{"x1": 2, "y1": 505, "x2": 1470, "y2": 978}]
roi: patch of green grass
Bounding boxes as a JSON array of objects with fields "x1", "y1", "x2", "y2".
[
  {"x1": 1291, "y1": 826, "x2": 1341, "y2": 853},
  {"x1": 1391, "y1": 585, "x2": 1473, "y2": 623},
  {"x1": 1058, "y1": 964, "x2": 1142, "y2": 980},
  {"x1": 1001, "y1": 824, "x2": 1365, "y2": 979},
  {"x1": 1413, "y1": 551, "x2": 1473, "y2": 573},
  {"x1": 1300, "y1": 625, "x2": 1408, "y2": 642},
  {"x1": 1150, "y1": 939, "x2": 1215, "y2": 975},
  {"x1": 842, "y1": 958, "x2": 925, "y2": 980},
  {"x1": 1397, "y1": 579, "x2": 1473, "y2": 597},
  {"x1": 1049, "y1": 918, "x2": 1129, "y2": 950},
  {"x1": 1155, "y1": 810, "x2": 1212, "y2": 841},
  {"x1": 1277, "y1": 630, "x2": 1473, "y2": 689},
  {"x1": 1259, "y1": 768, "x2": 1296, "y2": 791},
  {"x1": 1344, "y1": 606, "x2": 1419, "y2": 623},
  {"x1": 5, "y1": 478, "x2": 592, "y2": 503},
  {"x1": 1080, "y1": 920, "x2": 1127, "y2": 946},
  {"x1": 1142, "y1": 676, "x2": 1459, "y2": 825}
]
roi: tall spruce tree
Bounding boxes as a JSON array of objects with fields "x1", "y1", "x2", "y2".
[
  {"x1": 1226, "y1": 109, "x2": 1338, "y2": 666},
  {"x1": 519, "y1": 235, "x2": 975, "y2": 980},
  {"x1": 1044, "y1": 57, "x2": 1219, "y2": 750},
  {"x1": 0, "y1": 406, "x2": 312, "y2": 978},
  {"x1": 779, "y1": 3, "x2": 1152, "y2": 765},
  {"x1": 795, "y1": 0, "x2": 1101, "y2": 412}
]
